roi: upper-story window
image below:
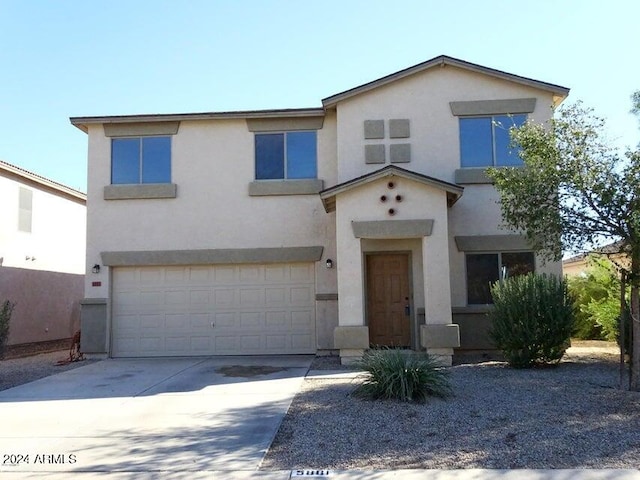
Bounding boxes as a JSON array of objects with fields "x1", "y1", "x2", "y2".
[
  {"x1": 466, "y1": 251, "x2": 534, "y2": 304},
  {"x1": 459, "y1": 114, "x2": 526, "y2": 168},
  {"x1": 111, "y1": 136, "x2": 171, "y2": 184},
  {"x1": 255, "y1": 131, "x2": 317, "y2": 180}
]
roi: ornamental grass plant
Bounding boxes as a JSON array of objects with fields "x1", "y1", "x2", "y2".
[
  {"x1": 489, "y1": 273, "x2": 574, "y2": 368},
  {"x1": 352, "y1": 348, "x2": 452, "y2": 403}
]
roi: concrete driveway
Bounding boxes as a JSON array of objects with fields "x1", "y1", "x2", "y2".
[{"x1": 0, "y1": 355, "x2": 312, "y2": 476}]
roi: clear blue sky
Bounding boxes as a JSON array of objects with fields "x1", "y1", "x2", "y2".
[{"x1": 1, "y1": 0, "x2": 638, "y2": 192}]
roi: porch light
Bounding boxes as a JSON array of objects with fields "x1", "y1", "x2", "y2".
[
  {"x1": 326, "y1": 259, "x2": 333, "y2": 269},
  {"x1": 92, "y1": 264, "x2": 101, "y2": 274}
]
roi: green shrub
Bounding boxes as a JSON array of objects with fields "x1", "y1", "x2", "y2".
[
  {"x1": 567, "y1": 256, "x2": 624, "y2": 341},
  {"x1": 352, "y1": 348, "x2": 452, "y2": 402},
  {"x1": 489, "y1": 273, "x2": 574, "y2": 368},
  {"x1": 0, "y1": 300, "x2": 15, "y2": 359}
]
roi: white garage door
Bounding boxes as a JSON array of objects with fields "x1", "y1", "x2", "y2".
[{"x1": 111, "y1": 263, "x2": 316, "y2": 357}]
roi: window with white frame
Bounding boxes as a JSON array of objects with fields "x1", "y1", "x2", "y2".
[
  {"x1": 111, "y1": 136, "x2": 171, "y2": 184},
  {"x1": 466, "y1": 251, "x2": 535, "y2": 304},
  {"x1": 459, "y1": 114, "x2": 526, "y2": 168},
  {"x1": 255, "y1": 131, "x2": 317, "y2": 180}
]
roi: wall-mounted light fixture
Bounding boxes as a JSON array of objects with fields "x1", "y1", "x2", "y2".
[
  {"x1": 326, "y1": 259, "x2": 334, "y2": 269},
  {"x1": 92, "y1": 264, "x2": 101, "y2": 274}
]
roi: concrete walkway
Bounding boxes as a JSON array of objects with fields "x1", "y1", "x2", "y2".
[{"x1": 0, "y1": 356, "x2": 312, "y2": 475}]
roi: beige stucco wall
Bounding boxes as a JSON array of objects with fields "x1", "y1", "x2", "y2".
[
  {"x1": 331, "y1": 63, "x2": 562, "y2": 312},
  {"x1": 334, "y1": 64, "x2": 556, "y2": 184},
  {"x1": 335, "y1": 176, "x2": 452, "y2": 329},
  {"x1": 84, "y1": 115, "x2": 339, "y2": 330},
  {"x1": 0, "y1": 175, "x2": 86, "y2": 275}
]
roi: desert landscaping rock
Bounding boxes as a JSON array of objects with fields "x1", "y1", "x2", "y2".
[
  {"x1": 263, "y1": 348, "x2": 640, "y2": 470},
  {"x1": 0, "y1": 350, "x2": 97, "y2": 391}
]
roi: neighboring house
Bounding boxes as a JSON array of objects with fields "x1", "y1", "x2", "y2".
[
  {"x1": 71, "y1": 55, "x2": 569, "y2": 364},
  {"x1": 563, "y1": 241, "x2": 629, "y2": 277},
  {"x1": 0, "y1": 160, "x2": 86, "y2": 348}
]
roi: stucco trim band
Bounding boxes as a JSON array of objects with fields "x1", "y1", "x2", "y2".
[
  {"x1": 103, "y1": 122, "x2": 180, "y2": 137},
  {"x1": 248, "y1": 179, "x2": 324, "y2": 196},
  {"x1": 454, "y1": 168, "x2": 494, "y2": 184},
  {"x1": 79, "y1": 298, "x2": 108, "y2": 305},
  {"x1": 316, "y1": 293, "x2": 338, "y2": 301},
  {"x1": 352, "y1": 219, "x2": 434, "y2": 239},
  {"x1": 101, "y1": 246, "x2": 324, "y2": 266},
  {"x1": 104, "y1": 184, "x2": 178, "y2": 200},
  {"x1": 246, "y1": 116, "x2": 325, "y2": 132},
  {"x1": 449, "y1": 98, "x2": 537, "y2": 116},
  {"x1": 454, "y1": 235, "x2": 530, "y2": 252}
]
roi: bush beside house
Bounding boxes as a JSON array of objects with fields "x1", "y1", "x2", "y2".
[{"x1": 490, "y1": 273, "x2": 575, "y2": 368}]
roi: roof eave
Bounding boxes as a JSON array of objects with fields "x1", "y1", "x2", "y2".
[
  {"x1": 70, "y1": 107, "x2": 326, "y2": 133},
  {"x1": 322, "y1": 55, "x2": 570, "y2": 108}
]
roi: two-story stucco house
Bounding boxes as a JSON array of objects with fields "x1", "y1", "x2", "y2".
[
  {"x1": 71, "y1": 55, "x2": 569, "y2": 364},
  {"x1": 0, "y1": 160, "x2": 86, "y2": 350}
]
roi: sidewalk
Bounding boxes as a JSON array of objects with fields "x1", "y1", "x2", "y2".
[{"x1": 4, "y1": 468, "x2": 639, "y2": 479}]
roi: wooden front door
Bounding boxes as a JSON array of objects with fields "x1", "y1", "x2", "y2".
[{"x1": 366, "y1": 253, "x2": 411, "y2": 347}]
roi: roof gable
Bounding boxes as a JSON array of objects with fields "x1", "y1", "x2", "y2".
[
  {"x1": 319, "y1": 165, "x2": 463, "y2": 213},
  {"x1": 322, "y1": 55, "x2": 570, "y2": 108}
]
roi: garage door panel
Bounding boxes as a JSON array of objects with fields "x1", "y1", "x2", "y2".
[
  {"x1": 265, "y1": 287, "x2": 286, "y2": 304},
  {"x1": 166, "y1": 290, "x2": 187, "y2": 305},
  {"x1": 239, "y1": 311, "x2": 262, "y2": 328},
  {"x1": 265, "y1": 265, "x2": 287, "y2": 281},
  {"x1": 139, "y1": 291, "x2": 163, "y2": 307},
  {"x1": 266, "y1": 335, "x2": 287, "y2": 350},
  {"x1": 140, "y1": 269, "x2": 163, "y2": 285},
  {"x1": 190, "y1": 290, "x2": 210, "y2": 304},
  {"x1": 185, "y1": 267, "x2": 209, "y2": 283},
  {"x1": 165, "y1": 267, "x2": 186, "y2": 283},
  {"x1": 239, "y1": 265, "x2": 261, "y2": 282},
  {"x1": 112, "y1": 263, "x2": 316, "y2": 357},
  {"x1": 214, "y1": 289, "x2": 236, "y2": 306},
  {"x1": 265, "y1": 311, "x2": 287, "y2": 327}
]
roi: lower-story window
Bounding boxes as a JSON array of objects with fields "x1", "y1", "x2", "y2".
[{"x1": 466, "y1": 252, "x2": 535, "y2": 304}]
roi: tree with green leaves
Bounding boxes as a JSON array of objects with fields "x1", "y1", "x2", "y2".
[{"x1": 487, "y1": 97, "x2": 640, "y2": 390}]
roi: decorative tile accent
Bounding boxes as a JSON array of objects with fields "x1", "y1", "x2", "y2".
[
  {"x1": 364, "y1": 120, "x2": 385, "y2": 139},
  {"x1": 365, "y1": 144, "x2": 386, "y2": 164},
  {"x1": 390, "y1": 143, "x2": 411, "y2": 163},
  {"x1": 389, "y1": 119, "x2": 410, "y2": 138}
]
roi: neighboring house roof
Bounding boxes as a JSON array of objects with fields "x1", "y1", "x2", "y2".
[
  {"x1": 319, "y1": 165, "x2": 464, "y2": 213},
  {"x1": 70, "y1": 54, "x2": 570, "y2": 132},
  {"x1": 0, "y1": 160, "x2": 86, "y2": 204},
  {"x1": 562, "y1": 240, "x2": 629, "y2": 266},
  {"x1": 321, "y1": 55, "x2": 570, "y2": 108}
]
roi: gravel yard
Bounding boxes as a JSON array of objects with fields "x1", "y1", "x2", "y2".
[
  {"x1": 0, "y1": 350, "x2": 97, "y2": 391},
  {"x1": 2, "y1": 343, "x2": 638, "y2": 470},
  {"x1": 262, "y1": 346, "x2": 640, "y2": 470}
]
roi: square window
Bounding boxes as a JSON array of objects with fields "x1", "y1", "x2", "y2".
[
  {"x1": 459, "y1": 114, "x2": 526, "y2": 168},
  {"x1": 466, "y1": 251, "x2": 535, "y2": 304},
  {"x1": 111, "y1": 136, "x2": 171, "y2": 184},
  {"x1": 255, "y1": 131, "x2": 317, "y2": 180}
]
